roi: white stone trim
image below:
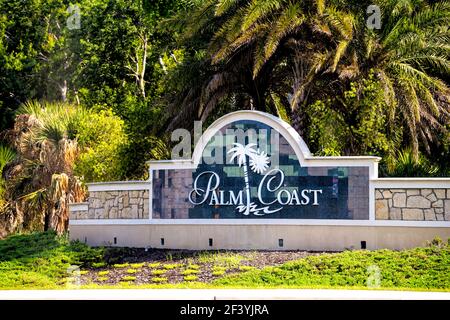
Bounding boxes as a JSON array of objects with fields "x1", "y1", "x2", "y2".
[
  {"x1": 87, "y1": 181, "x2": 151, "y2": 192},
  {"x1": 69, "y1": 219, "x2": 450, "y2": 228},
  {"x1": 69, "y1": 203, "x2": 88, "y2": 212},
  {"x1": 372, "y1": 178, "x2": 450, "y2": 189}
]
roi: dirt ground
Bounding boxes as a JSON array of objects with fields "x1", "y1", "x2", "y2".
[{"x1": 80, "y1": 249, "x2": 329, "y2": 285}]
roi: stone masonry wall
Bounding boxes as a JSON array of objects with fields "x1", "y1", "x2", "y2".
[
  {"x1": 375, "y1": 189, "x2": 449, "y2": 221},
  {"x1": 71, "y1": 190, "x2": 149, "y2": 219},
  {"x1": 70, "y1": 208, "x2": 88, "y2": 220}
]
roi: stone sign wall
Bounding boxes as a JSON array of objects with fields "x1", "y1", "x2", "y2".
[
  {"x1": 70, "y1": 190, "x2": 149, "y2": 220},
  {"x1": 375, "y1": 188, "x2": 450, "y2": 221}
]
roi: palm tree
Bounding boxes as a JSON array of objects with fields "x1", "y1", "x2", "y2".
[
  {"x1": 228, "y1": 142, "x2": 270, "y2": 215},
  {"x1": 228, "y1": 143, "x2": 258, "y2": 215},
  {"x1": 0, "y1": 145, "x2": 15, "y2": 207},
  {"x1": 342, "y1": 0, "x2": 450, "y2": 158},
  {"x1": 166, "y1": 0, "x2": 449, "y2": 159},
  {"x1": 3, "y1": 101, "x2": 86, "y2": 234},
  {"x1": 167, "y1": 0, "x2": 355, "y2": 132}
]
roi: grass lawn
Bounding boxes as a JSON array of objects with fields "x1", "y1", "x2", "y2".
[{"x1": 0, "y1": 231, "x2": 448, "y2": 290}]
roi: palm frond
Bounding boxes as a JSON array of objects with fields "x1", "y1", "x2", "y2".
[
  {"x1": 254, "y1": 3, "x2": 305, "y2": 77},
  {"x1": 241, "y1": 0, "x2": 283, "y2": 31}
]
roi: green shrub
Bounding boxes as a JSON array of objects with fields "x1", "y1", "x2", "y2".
[
  {"x1": 152, "y1": 277, "x2": 168, "y2": 283},
  {"x1": 130, "y1": 263, "x2": 145, "y2": 269},
  {"x1": 98, "y1": 271, "x2": 109, "y2": 276},
  {"x1": 212, "y1": 266, "x2": 227, "y2": 272},
  {"x1": 0, "y1": 231, "x2": 104, "y2": 289},
  {"x1": 187, "y1": 264, "x2": 200, "y2": 270},
  {"x1": 184, "y1": 275, "x2": 198, "y2": 281},
  {"x1": 199, "y1": 252, "x2": 245, "y2": 268},
  {"x1": 74, "y1": 109, "x2": 127, "y2": 182},
  {"x1": 182, "y1": 269, "x2": 199, "y2": 275},
  {"x1": 113, "y1": 263, "x2": 129, "y2": 268},
  {"x1": 212, "y1": 271, "x2": 225, "y2": 276},
  {"x1": 148, "y1": 263, "x2": 161, "y2": 268},
  {"x1": 121, "y1": 276, "x2": 136, "y2": 281},
  {"x1": 126, "y1": 269, "x2": 137, "y2": 274},
  {"x1": 238, "y1": 266, "x2": 256, "y2": 271},
  {"x1": 216, "y1": 244, "x2": 450, "y2": 289},
  {"x1": 92, "y1": 262, "x2": 106, "y2": 268},
  {"x1": 152, "y1": 270, "x2": 167, "y2": 275},
  {"x1": 97, "y1": 277, "x2": 108, "y2": 282},
  {"x1": 163, "y1": 263, "x2": 180, "y2": 270}
]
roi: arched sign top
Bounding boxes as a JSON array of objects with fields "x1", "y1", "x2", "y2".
[{"x1": 192, "y1": 110, "x2": 313, "y2": 167}]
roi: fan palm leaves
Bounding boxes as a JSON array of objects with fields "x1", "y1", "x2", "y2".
[
  {"x1": 3, "y1": 101, "x2": 86, "y2": 234},
  {"x1": 0, "y1": 145, "x2": 16, "y2": 208}
]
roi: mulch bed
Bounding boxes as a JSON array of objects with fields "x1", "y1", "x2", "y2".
[{"x1": 79, "y1": 248, "x2": 330, "y2": 285}]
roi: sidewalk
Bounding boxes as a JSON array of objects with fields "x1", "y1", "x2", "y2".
[{"x1": 1, "y1": 289, "x2": 449, "y2": 300}]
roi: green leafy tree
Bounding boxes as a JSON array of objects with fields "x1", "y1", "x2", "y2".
[
  {"x1": 75, "y1": 109, "x2": 127, "y2": 182},
  {"x1": 308, "y1": 72, "x2": 395, "y2": 156},
  {"x1": 0, "y1": 0, "x2": 74, "y2": 131}
]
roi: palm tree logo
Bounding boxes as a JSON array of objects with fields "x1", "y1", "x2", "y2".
[{"x1": 228, "y1": 142, "x2": 270, "y2": 215}]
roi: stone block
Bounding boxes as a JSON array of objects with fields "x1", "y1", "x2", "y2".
[
  {"x1": 121, "y1": 207, "x2": 132, "y2": 219},
  {"x1": 435, "y1": 208, "x2": 444, "y2": 214},
  {"x1": 131, "y1": 204, "x2": 139, "y2": 218},
  {"x1": 426, "y1": 192, "x2": 437, "y2": 202},
  {"x1": 402, "y1": 209, "x2": 424, "y2": 220},
  {"x1": 144, "y1": 199, "x2": 149, "y2": 216},
  {"x1": 87, "y1": 209, "x2": 95, "y2": 219},
  {"x1": 406, "y1": 189, "x2": 420, "y2": 196},
  {"x1": 108, "y1": 207, "x2": 118, "y2": 219},
  {"x1": 436, "y1": 214, "x2": 444, "y2": 221},
  {"x1": 382, "y1": 190, "x2": 392, "y2": 199},
  {"x1": 434, "y1": 189, "x2": 446, "y2": 199},
  {"x1": 424, "y1": 209, "x2": 436, "y2": 221},
  {"x1": 130, "y1": 197, "x2": 140, "y2": 205},
  {"x1": 375, "y1": 200, "x2": 389, "y2": 220},
  {"x1": 445, "y1": 200, "x2": 450, "y2": 214},
  {"x1": 432, "y1": 200, "x2": 443, "y2": 208},
  {"x1": 393, "y1": 192, "x2": 406, "y2": 207},
  {"x1": 91, "y1": 197, "x2": 103, "y2": 209},
  {"x1": 123, "y1": 194, "x2": 129, "y2": 207},
  {"x1": 130, "y1": 190, "x2": 141, "y2": 198},
  {"x1": 94, "y1": 208, "x2": 104, "y2": 219},
  {"x1": 390, "y1": 208, "x2": 402, "y2": 220},
  {"x1": 420, "y1": 189, "x2": 432, "y2": 197},
  {"x1": 407, "y1": 196, "x2": 430, "y2": 208}
]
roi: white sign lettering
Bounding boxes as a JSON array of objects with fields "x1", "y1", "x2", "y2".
[{"x1": 189, "y1": 143, "x2": 323, "y2": 216}]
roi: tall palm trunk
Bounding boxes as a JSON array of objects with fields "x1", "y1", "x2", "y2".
[{"x1": 242, "y1": 157, "x2": 251, "y2": 216}]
